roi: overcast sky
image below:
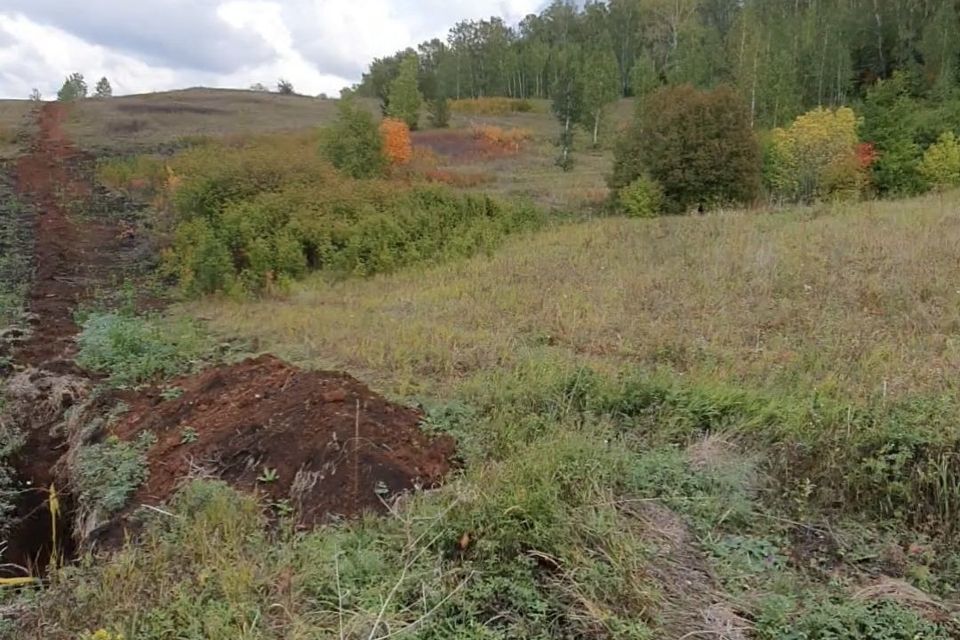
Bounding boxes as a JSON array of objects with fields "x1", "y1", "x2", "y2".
[{"x1": 0, "y1": 1, "x2": 544, "y2": 99}]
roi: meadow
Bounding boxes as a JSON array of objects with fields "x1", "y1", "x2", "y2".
[{"x1": 3, "y1": 89, "x2": 960, "y2": 640}]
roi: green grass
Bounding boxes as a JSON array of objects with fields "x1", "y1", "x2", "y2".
[
  {"x1": 73, "y1": 432, "x2": 155, "y2": 522},
  {"x1": 0, "y1": 100, "x2": 33, "y2": 159},
  {"x1": 190, "y1": 190, "x2": 960, "y2": 402},
  {"x1": 75, "y1": 312, "x2": 217, "y2": 388},
  {"x1": 0, "y1": 179, "x2": 32, "y2": 326},
  {"x1": 11, "y1": 95, "x2": 960, "y2": 638}
]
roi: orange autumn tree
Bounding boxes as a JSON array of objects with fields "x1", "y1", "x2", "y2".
[{"x1": 379, "y1": 117, "x2": 412, "y2": 166}]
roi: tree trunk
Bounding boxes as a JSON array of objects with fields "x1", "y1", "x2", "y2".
[
  {"x1": 873, "y1": 0, "x2": 885, "y2": 75},
  {"x1": 593, "y1": 110, "x2": 600, "y2": 146}
]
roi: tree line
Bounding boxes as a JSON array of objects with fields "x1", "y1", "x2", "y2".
[{"x1": 353, "y1": 0, "x2": 960, "y2": 130}]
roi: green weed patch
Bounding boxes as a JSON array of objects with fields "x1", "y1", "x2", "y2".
[{"x1": 76, "y1": 312, "x2": 214, "y2": 388}]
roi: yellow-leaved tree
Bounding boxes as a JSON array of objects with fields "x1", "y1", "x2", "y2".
[
  {"x1": 920, "y1": 132, "x2": 960, "y2": 191},
  {"x1": 766, "y1": 107, "x2": 867, "y2": 203}
]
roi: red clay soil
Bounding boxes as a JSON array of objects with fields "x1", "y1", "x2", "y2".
[
  {"x1": 114, "y1": 355, "x2": 455, "y2": 525},
  {"x1": 13, "y1": 103, "x2": 123, "y2": 370},
  {"x1": 5, "y1": 103, "x2": 130, "y2": 571}
]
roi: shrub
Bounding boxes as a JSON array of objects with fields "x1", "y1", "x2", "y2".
[
  {"x1": 276, "y1": 78, "x2": 294, "y2": 95},
  {"x1": 379, "y1": 117, "x2": 412, "y2": 166},
  {"x1": 612, "y1": 84, "x2": 760, "y2": 213},
  {"x1": 320, "y1": 100, "x2": 386, "y2": 179},
  {"x1": 766, "y1": 107, "x2": 867, "y2": 202},
  {"x1": 618, "y1": 175, "x2": 664, "y2": 218},
  {"x1": 160, "y1": 134, "x2": 545, "y2": 294},
  {"x1": 921, "y1": 131, "x2": 960, "y2": 190},
  {"x1": 96, "y1": 156, "x2": 167, "y2": 194},
  {"x1": 427, "y1": 97, "x2": 450, "y2": 128},
  {"x1": 471, "y1": 125, "x2": 532, "y2": 153}
]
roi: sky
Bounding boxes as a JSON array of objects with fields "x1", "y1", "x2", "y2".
[{"x1": 0, "y1": 0, "x2": 545, "y2": 99}]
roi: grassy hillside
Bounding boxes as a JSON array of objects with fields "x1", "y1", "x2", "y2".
[
  {"x1": 20, "y1": 190, "x2": 960, "y2": 639},
  {"x1": 0, "y1": 100, "x2": 35, "y2": 158},
  {"x1": 60, "y1": 89, "x2": 377, "y2": 151},
  {"x1": 7, "y1": 92, "x2": 960, "y2": 639},
  {"x1": 191, "y1": 192, "x2": 960, "y2": 401}
]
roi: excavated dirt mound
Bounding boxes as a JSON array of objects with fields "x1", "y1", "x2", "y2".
[{"x1": 114, "y1": 355, "x2": 455, "y2": 525}]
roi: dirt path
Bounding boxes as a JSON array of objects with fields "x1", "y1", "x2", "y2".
[
  {"x1": 4, "y1": 104, "x2": 127, "y2": 572},
  {"x1": 13, "y1": 103, "x2": 122, "y2": 370}
]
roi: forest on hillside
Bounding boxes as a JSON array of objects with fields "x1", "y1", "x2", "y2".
[{"x1": 353, "y1": 0, "x2": 959, "y2": 129}]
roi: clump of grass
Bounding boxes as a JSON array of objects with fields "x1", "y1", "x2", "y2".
[
  {"x1": 73, "y1": 432, "x2": 156, "y2": 521},
  {"x1": 75, "y1": 312, "x2": 213, "y2": 388},
  {"x1": 471, "y1": 124, "x2": 533, "y2": 153},
  {"x1": 0, "y1": 407, "x2": 25, "y2": 540},
  {"x1": 96, "y1": 155, "x2": 167, "y2": 194},
  {"x1": 0, "y1": 183, "x2": 33, "y2": 326}
]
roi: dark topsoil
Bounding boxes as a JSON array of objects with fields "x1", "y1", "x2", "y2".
[{"x1": 114, "y1": 354, "x2": 454, "y2": 526}]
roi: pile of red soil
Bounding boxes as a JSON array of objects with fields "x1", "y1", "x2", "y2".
[{"x1": 114, "y1": 355, "x2": 455, "y2": 524}]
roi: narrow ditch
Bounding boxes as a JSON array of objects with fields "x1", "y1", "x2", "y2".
[{"x1": 1, "y1": 103, "x2": 138, "y2": 575}]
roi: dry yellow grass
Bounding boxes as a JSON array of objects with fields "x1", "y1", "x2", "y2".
[
  {"x1": 190, "y1": 191, "x2": 960, "y2": 400},
  {"x1": 61, "y1": 89, "x2": 377, "y2": 151}
]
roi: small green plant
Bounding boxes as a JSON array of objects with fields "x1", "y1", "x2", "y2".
[
  {"x1": 160, "y1": 386, "x2": 184, "y2": 401},
  {"x1": 619, "y1": 175, "x2": 664, "y2": 218},
  {"x1": 74, "y1": 432, "x2": 156, "y2": 519},
  {"x1": 270, "y1": 499, "x2": 294, "y2": 518},
  {"x1": 179, "y1": 426, "x2": 199, "y2": 445},
  {"x1": 257, "y1": 467, "x2": 279, "y2": 483}
]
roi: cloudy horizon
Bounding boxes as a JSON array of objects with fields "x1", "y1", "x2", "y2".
[{"x1": 0, "y1": 1, "x2": 545, "y2": 100}]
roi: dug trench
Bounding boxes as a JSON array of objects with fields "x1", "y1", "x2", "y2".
[{"x1": 1, "y1": 103, "x2": 455, "y2": 577}]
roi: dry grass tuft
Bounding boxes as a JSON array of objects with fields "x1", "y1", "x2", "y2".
[{"x1": 854, "y1": 577, "x2": 960, "y2": 628}]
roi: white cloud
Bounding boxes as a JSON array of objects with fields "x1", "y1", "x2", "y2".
[{"x1": 0, "y1": 1, "x2": 546, "y2": 99}]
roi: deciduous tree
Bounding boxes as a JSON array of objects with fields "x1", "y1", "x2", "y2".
[
  {"x1": 57, "y1": 73, "x2": 87, "y2": 101},
  {"x1": 387, "y1": 54, "x2": 423, "y2": 130},
  {"x1": 95, "y1": 77, "x2": 112, "y2": 98},
  {"x1": 321, "y1": 100, "x2": 386, "y2": 179},
  {"x1": 613, "y1": 84, "x2": 760, "y2": 212}
]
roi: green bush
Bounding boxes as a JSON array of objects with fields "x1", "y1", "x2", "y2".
[
  {"x1": 859, "y1": 72, "x2": 943, "y2": 197},
  {"x1": 612, "y1": 84, "x2": 761, "y2": 213},
  {"x1": 757, "y1": 598, "x2": 952, "y2": 640},
  {"x1": 618, "y1": 175, "x2": 664, "y2": 218},
  {"x1": 76, "y1": 313, "x2": 211, "y2": 387},
  {"x1": 320, "y1": 100, "x2": 386, "y2": 179},
  {"x1": 162, "y1": 135, "x2": 545, "y2": 294}
]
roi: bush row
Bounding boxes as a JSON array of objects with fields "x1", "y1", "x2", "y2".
[{"x1": 158, "y1": 135, "x2": 544, "y2": 295}]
